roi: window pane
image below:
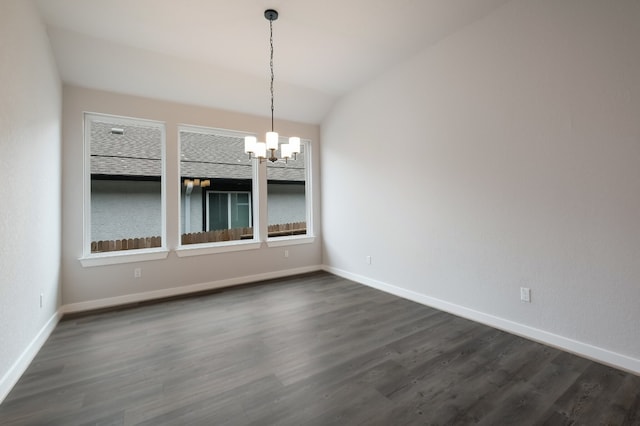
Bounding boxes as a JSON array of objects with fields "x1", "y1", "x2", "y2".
[
  {"x1": 266, "y1": 142, "x2": 308, "y2": 238},
  {"x1": 230, "y1": 193, "x2": 251, "y2": 228},
  {"x1": 179, "y1": 128, "x2": 254, "y2": 245},
  {"x1": 87, "y1": 115, "x2": 164, "y2": 253},
  {"x1": 207, "y1": 192, "x2": 229, "y2": 231}
]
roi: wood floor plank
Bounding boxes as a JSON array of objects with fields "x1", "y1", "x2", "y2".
[{"x1": 1, "y1": 271, "x2": 638, "y2": 425}]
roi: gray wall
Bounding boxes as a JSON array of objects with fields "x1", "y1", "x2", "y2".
[
  {"x1": 321, "y1": 0, "x2": 640, "y2": 371},
  {"x1": 93, "y1": 180, "x2": 305, "y2": 239},
  {"x1": 180, "y1": 185, "x2": 305, "y2": 234},
  {"x1": 91, "y1": 180, "x2": 162, "y2": 241},
  {"x1": 0, "y1": 0, "x2": 62, "y2": 401},
  {"x1": 267, "y1": 184, "x2": 306, "y2": 225}
]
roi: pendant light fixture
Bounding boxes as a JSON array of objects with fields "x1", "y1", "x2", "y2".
[{"x1": 244, "y1": 9, "x2": 301, "y2": 163}]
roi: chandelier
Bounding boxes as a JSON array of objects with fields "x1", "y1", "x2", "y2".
[{"x1": 244, "y1": 9, "x2": 301, "y2": 163}]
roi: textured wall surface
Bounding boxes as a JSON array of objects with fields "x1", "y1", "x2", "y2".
[
  {"x1": 0, "y1": 0, "x2": 62, "y2": 398},
  {"x1": 322, "y1": 0, "x2": 640, "y2": 365}
]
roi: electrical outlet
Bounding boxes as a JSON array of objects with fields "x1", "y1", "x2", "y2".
[
  {"x1": 284, "y1": 249, "x2": 289, "y2": 258},
  {"x1": 520, "y1": 287, "x2": 531, "y2": 303},
  {"x1": 366, "y1": 255, "x2": 372, "y2": 265},
  {"x1": 134, "y1": 268, "x2": 142, "y2": 278}
]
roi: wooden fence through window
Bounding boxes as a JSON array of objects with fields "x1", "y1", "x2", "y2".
[
  {"x1": 91, "y1": 236, "x2": 162, "y2": 253},
  {"x1": 91, "y1": 222, "x2": 306, "y2": 252},
  {"x1": 181, "y1": 227, "x2": 253, "y2": 245},
  {"x1": 182, "y1": 222, "x2": 306, "y2": 244},
  {"x1": 264, "y1": 222, "x2": 307, "y2": 238}
]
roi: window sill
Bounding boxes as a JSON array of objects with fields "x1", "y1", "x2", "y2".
[
  {"x1": 266, "y1": 235, "x2": 315, "y2": 247},
  {"x1": 176, "y1": 240, "x2": 262, "y2": 257},
  {"x1": 79, "y1": 248, "x2": 169, "y2": 267}
]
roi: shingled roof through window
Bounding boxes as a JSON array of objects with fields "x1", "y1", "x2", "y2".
[{"x1": 90, "y1": 121, "x2": 305, "y2": 182}]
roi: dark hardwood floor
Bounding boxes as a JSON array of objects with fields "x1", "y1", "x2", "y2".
[{"x1": 1, "y1": 272, "x2": 639, "y2": 425}]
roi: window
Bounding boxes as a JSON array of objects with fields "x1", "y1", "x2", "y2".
[
  {"x1": 83, "y1": 113, "x2": 166, "y2": 261},
  {"x1": 266, "y1": 140, "x2": 311, "y2": 240},
  {"x1": 81, "y1": 116, "x2": 311, "y2": 264},
  {"x1": 206, "y1": 191, "x2": 252, "y2": 231},
  {"x1": 179, "y1": 126, "x2": 257, "y2": 246}
]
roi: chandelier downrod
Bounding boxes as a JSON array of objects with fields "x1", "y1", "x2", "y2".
[{"x1": 268, "y1": 10, "x2": 276, "y2": 133}]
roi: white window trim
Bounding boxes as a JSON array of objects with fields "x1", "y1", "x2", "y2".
[
  {"x1": 176, "y1": 125, "x2": 259, "y2": 252},
  {"x1": 80, "y1": 249, "x2": 169, "y2": 267},
  {"x1": 266, "y1": 236, "x2": 315, "y2": 247},
  {"x1": 175, "y1": 240, "x2": 262, "y2": 258},
  {"x1": 80, "y1": 113, "x2": 167, "y2": 267},
  {"x1": 267, "y1": 138, "x2": 314, "y2": 244}
]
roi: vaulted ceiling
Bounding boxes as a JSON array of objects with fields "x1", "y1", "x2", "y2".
[{"x1": 36, "y1": 0, "x2": 511, "y2": 124}]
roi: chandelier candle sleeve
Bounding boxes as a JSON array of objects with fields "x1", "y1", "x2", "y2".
[
  {"x1": 266, "y1": 131, "x2": 279, "y2": 151},
  {"x1": 281, "y1": 143, "x2": 292, "y2": 160},
  {"x1": 254, "y1": 142, "x2": 267, "y2": 159},
  {"x1": 289, "y1": 137, "x2": 301, "y2": 153},
  {"x1": 289, "y1": 136, "x2": 301, "y2": 159},
  {"x1": 244, "y1": 136, "x2": 257, "y2": 154}
]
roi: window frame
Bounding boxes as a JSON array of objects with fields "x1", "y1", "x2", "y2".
[
  {"x1": 80, "y1": 112, "x2": 169, "y2": 267},
  {"x1": 176, "y1": 124, "x2": 261, "y2": 258}
]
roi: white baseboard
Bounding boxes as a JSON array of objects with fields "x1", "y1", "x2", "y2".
[
  {"x1": 323, "y1": 265, "x2": 640, "y2": 376},
  {"x1": 0, "y1": 310, "x2": 62, "y2": 404},
  {"x1": 63, "y1": 265, "x2": 323, "y2": 314}
]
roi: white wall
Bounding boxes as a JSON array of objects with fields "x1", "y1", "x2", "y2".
[
  {"x1": 62, "y1": 86, "x2": 321, "y2": 306},
  {"x1": 321, "y1": 0, "x2": 640, "y2": 372},
  {"x1": 0, "y1": 0, "x2": 62, "y2": 401}
]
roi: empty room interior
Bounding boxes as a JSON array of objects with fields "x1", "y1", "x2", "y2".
[{"x1": 1, "y1": 0, "x2": 639, "y2": 424}]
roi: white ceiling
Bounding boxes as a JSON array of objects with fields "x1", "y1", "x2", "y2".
[{"x1": 36, "y1": 0, "x2": 510, "y2": 124}]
